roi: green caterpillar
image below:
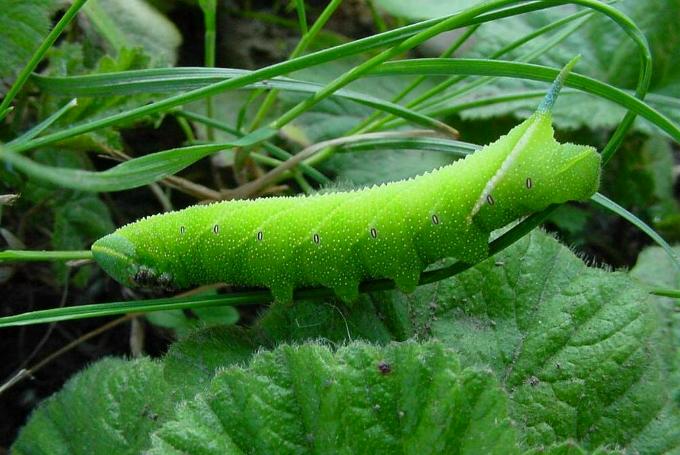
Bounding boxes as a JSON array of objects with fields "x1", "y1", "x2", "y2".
[{"x1": 92, "y1": 63, "x2": 601, "y2": 303}]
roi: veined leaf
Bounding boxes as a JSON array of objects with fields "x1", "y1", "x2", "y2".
[
  {"x1": 12, "y1": 358, "x2": 174, "y2": 454},
  {"x1": 150, "y1": 341, "x2": 519, "y2": 454},
  {"x1": 402, "y1": 230, "x2": 680, "y2": 452}
]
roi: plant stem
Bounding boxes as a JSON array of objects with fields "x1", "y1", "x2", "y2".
[{"x1": 0, "y1": 250, "x2": 93, "y2": 262}]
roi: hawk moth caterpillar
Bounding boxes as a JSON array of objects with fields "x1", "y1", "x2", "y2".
[{"x1": 92, "y1": 62, "x2": 601, "y2": 303}]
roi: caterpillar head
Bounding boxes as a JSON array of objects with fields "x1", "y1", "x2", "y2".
[{"x1": 92, "y1": 233, "x2": 175, "y2": 291}]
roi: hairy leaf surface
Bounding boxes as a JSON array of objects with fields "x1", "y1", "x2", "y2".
[
  {"x1": 12, "y1": 358, "x2": 174, "y2": 454},
  {"x1": 151, "y1": 341, "x2": 519, "y2": 455}
]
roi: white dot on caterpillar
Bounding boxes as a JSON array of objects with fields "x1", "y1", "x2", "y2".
[
  {"x1": 526, "y1": 177, "x2": 533, "y2": 189},
  {"x1": 486, "y1": 194, "x2": 495, "y2": 206},
  {"x1": 313, "y1": 233, "x2": 320, "y2": 244},
  {"x1": 212, "y1": 224, "x2": 219, "y2": 234},
  {"x1": 370, "y1": 227, "x2": 378, "y2": 239},
  {"x1": 257, "y1": 231, "x2": 263, "y2": 241},
  {"x1": 179, "y1": 226, "x2": 186, "y2": 235},
  {"x1": 431, "y1": 214, "x2": 440, "y2": 225}
]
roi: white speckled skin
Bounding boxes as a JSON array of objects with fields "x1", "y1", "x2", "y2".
[{"x1": 91, "y1": 111, "x2": 600, "y2": 302}]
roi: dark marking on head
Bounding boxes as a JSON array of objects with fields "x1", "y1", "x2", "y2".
[
  {"x1": 179, "y1": 225, "x2": 186, "y2": 235},
  {"x1": 157, "y1": 272, "x2": 175, "y2": 290},
  {"x1": 370, "y1": 227, "x2": 378, "y2": 239},
  {"x1": 431, "y1": 214, "x2": 440, "y2": 225},
  {"x1": 131, "y1": 266, "x2": 175, "y2": 291},
  {"x1": 132, "y1": 266, "x2": 154, "y2": 287},
  {"x1": 212, "y1": 224, "x2": 219, "y2": 235},
  {"x1": 133, "y1": 270, "x2": 146, "y2": 285},
  {"x1": 378, "y1": 361, "x2": 391, "y2": 375},
  {"x1": 313, "y1": 233, "x2": 320, "y2": 244},
  {"x1": 486, "y1": 194, "x2": 495, "y2": 205},
  {"x1": 257, "y1": 231, "x2": 263, "y2": 241},
  {"x1": 526, "y1": 177, "x2": 533, "y2": 189}
]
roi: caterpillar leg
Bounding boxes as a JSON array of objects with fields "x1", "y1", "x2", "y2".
[
  {"x1": 393, "y1": 267, "x2": 421, "y2": 294},
  {"x1": 270, "y1": 284, "x2": 295, "y2": 303},
  {"x1": 333, "y1": 281, "x2": 361, "y2": 304}
]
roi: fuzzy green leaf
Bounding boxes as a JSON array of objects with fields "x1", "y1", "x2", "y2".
[
  {"x1": 254, "y1": 295, "x2": 414, "y2": 345},
  {"x1": 322, "y1": 147, "x2": 457, "y2": 186},
  {"x1": 402, "y1": 230, "x2": 680, "y2": 453},
  {"x1": 150, "y1": 341, "x2": 519, "y2": 454},
  {"x1": 163, "y1": 326, "x2": 256, "y2": 400},
  {"x1": 12, "y1": 357, "x2": 174, "y2": 454},
  {"x1": 630, "y1": 244, "x2": 680, "y2": 376}
]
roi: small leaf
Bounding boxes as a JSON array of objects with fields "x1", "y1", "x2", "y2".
[
  {"x1": 0, "y1": 0, "x2": 63, "y2": 94},
  {"x1": 82, "y1": 0, "x2": 181, "y2": 65},
  {"x1": 151, "y1": 341, "x2": 520, "y2": 454},
  {"x1": 12, "y1": 357, "x2": 174, "y2": 454}
]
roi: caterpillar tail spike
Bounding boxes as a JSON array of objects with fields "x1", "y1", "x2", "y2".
[
  {"x1": 537, "y1": 55, "x2": 580, "y2": 114},
  {"x1": 469, "y1": 55, "x2": 584, "y2": 221},
  {"x1": 92, "y1": 61, "x2": 600, "y2": 303}
]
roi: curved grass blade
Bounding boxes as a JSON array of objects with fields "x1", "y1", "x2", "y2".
[
  {"x1": 338, "y1": 136, "x2": 479, "y2": 157},
  {"x1": 11, "y1": 1, "x2": 649, "y2": 154},
  {"x1": 32, "y1": 69, "x2": 456, "y2": 136},
  {"x1": 0, "y1": 128, "x2": 276, "y2": 192},
  {"x1": 7, "y1": 99, "x2": 78, "y2": 147},
  {"x1": 591, "y1": 193, "x2": 680, "y2": 273},
  {"x1": 175, "y1": 110, "x2": 331, "y2": 185},
  {"x1": 370, "y1": 59, "x2": 678, "y2": 144}
]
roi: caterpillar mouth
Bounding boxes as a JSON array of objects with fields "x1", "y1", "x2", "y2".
[
  {"x1": 92, "y1": 233, "x2": 138, "y2": 287},
  {"x1": 92, "y1": 233, "x2": 175, "y2": 290}
]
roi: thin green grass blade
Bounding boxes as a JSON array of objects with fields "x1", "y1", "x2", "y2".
[
  {"x1": 7, "y1": 99, "x2": 78, "y2": 147},
  {"x1": 370, "y1": 59, "x2": 678, "y2": 143},
  {"x1": 649, "y1": 288, "x2": 680, "y2": 299},
  {"x1": 338, "y1": 137, "x2": 478, "y2": 157},
  {"x1": 0, "y1": 250, "x2": 92, "y2": 262},
  {"x1": 175, "y1": 110, "x2": 331, "y2": 184},
  {"x1": 11, "y1": 1, "x2": 646, "y2": 154},
  {"x1": 0, "y1": 294, "x2": 265, "y2": 328},
  {"x1": 591, "y1": 193, "x2": 680, "y2": 273},
  {"x1": 31, "y1": 69, "x2": 455, "y2": 135}
]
